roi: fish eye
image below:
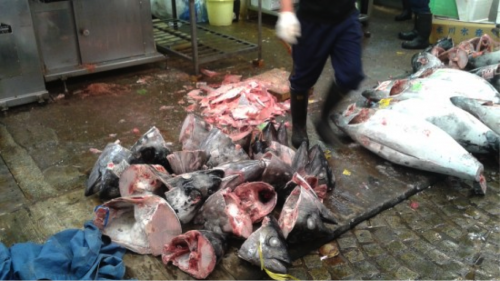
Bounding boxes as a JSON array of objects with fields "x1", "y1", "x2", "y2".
[{"x1": 268, "y1": 236, "x2": 280, "y2": 247}]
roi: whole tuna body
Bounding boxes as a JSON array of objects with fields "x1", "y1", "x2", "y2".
[{"x1": 335, "y1": 104, "x2": 488, "y2": 194}]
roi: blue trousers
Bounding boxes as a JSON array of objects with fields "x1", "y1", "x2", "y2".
[
  {"x1": 410, "y1": 0, "x2": 430, "y2": 13},
  {"x1": 290, "y1": 11, "x2": 365, "y2": 93}
]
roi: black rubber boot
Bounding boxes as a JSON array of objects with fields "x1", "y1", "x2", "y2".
[
  {"x1": 395, "y1": 0, "x2": 412, "y2": 21},
  {"x1": 290, "y1": 89, "x2": 309, "y2": 149},
  {"x1": 315, "y1": 82, "x2": 346, "y2": 146},
  {"x1": 398, "y1": 15, "x2": 418, "y2": 40},
  {"x1": 402, "y1": 12, "x2": 432, "y2": 49}
]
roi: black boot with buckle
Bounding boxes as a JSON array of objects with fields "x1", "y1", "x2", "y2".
[{"x1": 290, "y1": 89, "x2": 310, "y2": 149}]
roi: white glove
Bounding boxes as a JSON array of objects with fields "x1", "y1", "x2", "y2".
[{"x1": 276, "y1": 11, "x2": 301, "y2": 45}]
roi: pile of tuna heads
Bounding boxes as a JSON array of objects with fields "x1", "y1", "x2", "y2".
[
  {"x1": 337, "y1": 35, "x2": 500, "y2": 196},
  {"x1": 85, "y1": 113, "x2": 336, "y2": 279}
]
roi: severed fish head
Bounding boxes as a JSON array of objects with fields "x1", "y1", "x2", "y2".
[
  {"x1": 179, "y1": 113, "x2": 212, "y2": 151},
  {"x1": 118, "y1": 164, "x2": 169, "y2": 197},
  {"x1": 233, "y1": 181, "x2": 277, "y2": 223},
  {"x1": 86, "y1": 142, "x2": 131, "y2": 200},
  {"x1": 128, "y1": 126, "x2": 173, "y2": 172},
  {"x1": 162, "y1": 230, "x2": 227, "y2": 279},
  {"x1": 93, "y1": 195, "x2": 182, "y2": 256},
  {"x1": 278, "y1": 173, "x2": 338, "y2": 244},
  {"x1": 238, "y1": 216, "x2": 291, "y2": 274},
  {"x1": 164, "y1": 169, "x2": 224, "y2": 224},
  {"x1": 306, "y1": 144, "x2": 335, "y2": 192},
  {"x1": 166, "y1": 150, "x2": 208, "y2": 174},
  {"x1": 193, "y1": 188, "x2": 253, "y2": 239}
]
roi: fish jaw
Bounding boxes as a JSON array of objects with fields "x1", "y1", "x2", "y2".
[
  {"x1": 162, "y1": 230, "x2": 218, "y2": 279},
  {"x1": 238, "y1": 216, "x2": 291, "y2": 274},
  {"x1": 234, "y1": 181, "x2": 277, "y2": 223}
]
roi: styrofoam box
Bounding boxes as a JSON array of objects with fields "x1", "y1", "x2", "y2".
[
  {"x1": 456, "y1": 0, "x2": 494, "y2": 22},
  {"x1": 250, "y1": 0, "x2": 281, "y2": 10}
]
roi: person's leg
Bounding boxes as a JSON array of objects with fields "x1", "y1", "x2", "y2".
[
  {"x1": 398, "y1": 0, "x2": 430, "y2": 40},
  {"x1": 395, "y1": 0, "x2": 412, "y2": 21},
  {"x1": 402, "y1": 0, "x2": 432, "y2": 49},
  {"x1": 315, "y1": 11, "x2": 365, "y2": 145},
  {"x1": 289, "y1": 19, "x2": 331, "y2": 149}
]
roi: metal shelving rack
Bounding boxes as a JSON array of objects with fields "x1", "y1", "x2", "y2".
[{"x1": 153, "y1": 0, "x2": 263, "y2": 75}]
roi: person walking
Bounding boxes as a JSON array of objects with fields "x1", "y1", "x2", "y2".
[
  {"x1": 275, "y1": 0, "x2": 365, "y2": 149},
  {"x1": 398, "y1": 0, "x2": 432, "y2": 49},
  {"x1": 395, "y1": 0, "x2": 412, "y2": 21}
]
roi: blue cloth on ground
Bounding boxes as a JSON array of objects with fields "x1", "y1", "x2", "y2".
[{"x1": 0, "y1": 221, "x2": 126, "y2": 280}]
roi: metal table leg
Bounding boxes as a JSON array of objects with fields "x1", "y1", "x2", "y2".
[{"x1": 189, "y1": 0, "x2": 199, "y2": 75}]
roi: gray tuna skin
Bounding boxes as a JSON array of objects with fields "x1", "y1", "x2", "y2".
[
  {"x1": 166, "y1": 150, "x2": 208, "y2": 174},
  {"x1": 306, "y1": 145, "x2": 335, "y2": 192},
  {"x1": 214, "y1": 159, "x2": 266, "y2": 184},
  {"x1": 261, "y1": 151, "x2": 294, "y2": 192},
  {"x1": 164, "y1": 169, "x2": 224, "y2": 224},
  {"x1": 381, "y1": 98, "x2": 500, "y2": 154},
  {"x1": 238, "y1": 216, "x2": 291, "y2": 274},
  {"x1": 193, "y1": 188, "x2": 253, "y2": 239},
  {"x1": 277, "y1": 120, "x2": 289, "y2": 147},
  {"x1": 86, "y1": 142, "x2": 131, "y2": 200},
  {"x1": 162, "y1": 230, "x2": 227, "y2": 280},
  {"x1": 128, "y1": 126, "x2": 173, "y2": 173},
  {"x1": 179, "y1": 113, "x2": 212, "y2": 151},
  {"x1": 291, "y1": 141, "x2": 309, "y2": 174},
  {"x1": 467, "y1": 49, "x2": 500, "y2": 69},
  {"x1": 335, "y1": 104, "x2": 488, "y2": 194},
  {"x1": 278, "y1": 173, "x2": 338, "y2": 244},
  {"x1": 450, "y1": 96, "x2": 500, "y2": 136},
  {"x1": 199, "y1": 127, "x2": 250, "y2": 167},
  {"x1": 469, "y1": 64, "x2": 500, "y2": 92}
]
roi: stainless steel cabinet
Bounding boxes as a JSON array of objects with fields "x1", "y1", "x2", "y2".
[
  {"x1": 0, "y1": 0, "x2": 49, "y2": 109},
  {"x1": 30, "y1": 0, "x2": 165, "y2": 82}
]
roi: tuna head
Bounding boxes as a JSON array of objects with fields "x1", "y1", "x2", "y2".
[
  {"x1": 277, "y1": 120, "x2": 289, "y2": 147},
  {"x1": 199, "y1": 127, "x2": 250, "y2": 167},
  {"x1": 193, "y1": 188, "x2": 253, "y2": 239},
  {"x1": 118, "y1": 164, "x2": 169, "y2": 197},
  {"x1": 238, "y1": 216, "x2": 291, "y2": 274},
  {"x1": 164, "y1": 169, "x2": 224, "y2": 224},
  {"x1": 162, "y1": 230, "x2": 227, "y2": 279},
  {"x1": 278, "y1": 174, "x2": 338, "y2": 244},
  {"x1": 128, "y1": 126, "x2": 173, "y2": 173},
  {"x1": 306, "y1": 144, "x2": 335, "y2": 192},
  {"x1": 179, "y1": 113, "x2": 212, "y2": 151},
  {"x1": 93, "y1": 194, "x2": 182, "y2": 256},
  {"x1": 166, "y1": 150, "x2": 208, "y2": 174},
  {"x1": 233, "y1": 181, "x2": 278, "y2": 223},
  {"x1": 86, "y1": 142, "x2": 131, "y2": 201}
]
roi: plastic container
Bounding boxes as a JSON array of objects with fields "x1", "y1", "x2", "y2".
[{"x1": 206, "y1": 0, "x2": 234, "y2": 26}]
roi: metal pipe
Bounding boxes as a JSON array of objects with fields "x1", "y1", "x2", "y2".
[
  {"x1": 257, "y1": 0, "x2": 262, "y2": 60},
  {"x1": 189, "y1": 0, "x2": 199, "y2": 74}
]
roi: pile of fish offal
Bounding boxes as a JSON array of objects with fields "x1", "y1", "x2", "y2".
[
  {"x1": 336, "y1": 35, "x2": 500, "y2": 196},
  {"x1": 85, "y1": 113, "x2": 336, "y2": 279}
]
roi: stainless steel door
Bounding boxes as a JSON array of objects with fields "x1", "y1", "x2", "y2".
[{"x1": 73, "y1": 0, "x2": 145, "y2": 64}]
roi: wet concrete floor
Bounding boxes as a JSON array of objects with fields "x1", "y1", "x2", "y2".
[{"x1": 0, "y1": 3, "x2": 499, "y2": 280}]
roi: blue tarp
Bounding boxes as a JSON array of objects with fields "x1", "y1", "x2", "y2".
[{"x1": 0, "y1": 221, "x2": 126, "y2": 280}]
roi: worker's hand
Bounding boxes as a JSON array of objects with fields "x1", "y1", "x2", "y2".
[{"x1": 276, "y1": 11, "x2": 301, "y2": 45}]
